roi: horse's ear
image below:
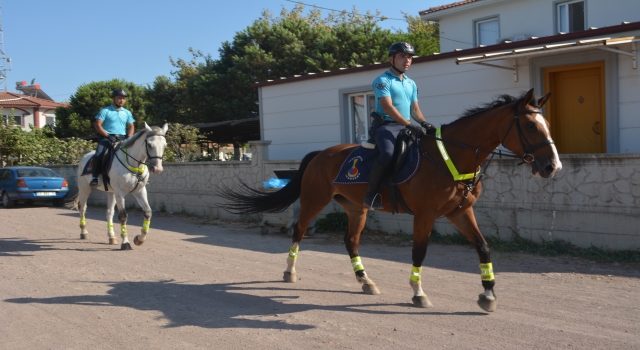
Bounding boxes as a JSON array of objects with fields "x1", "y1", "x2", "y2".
[
  {"x1": 144, "y1": 122, "x2": 152, "y2": 131},
  {"x1": 537, "y1": 92, "x2": 552, "y2": 109},
  {"x1": 162, "y1": 123, "x2": 169, "y2": 134},
  {"x1": 521, "y1": 88, "x2": 536, "y2": 107}
]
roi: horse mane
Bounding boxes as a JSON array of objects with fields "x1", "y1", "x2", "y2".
[
  {"x1": 442, "y1": 91, "x2": 537, "y2": 128},
  {"x1": 120, "y1": 129, "x2": 147, "y2": 149},
  {"x1": 119, "y1": 125, "x2": 167, "y2": 149}
]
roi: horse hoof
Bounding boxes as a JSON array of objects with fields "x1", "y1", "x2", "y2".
[
  {"x1": 120, "y1": 243, "x2": 133, "y2": 250},
  {"x1": 283, "y1": 271, "x2": 297, "y2": 283},
  {"x1": 80, "y1": 233, "x2": 88, "y2": 240},
  {"x1": 477, "y1": 293, "x2": 497, "y2": 312},
  {"x1": 412, "y1": 295, "x2": 433, "y2": 308},
  {"x1": 133, "y1": 236, "x2": 144, "y2": 246},
  {"x1": 362, "y1": 284, "x2": 380, "y2": 295},
  {"x1": 109, "y1": 237, "x2": 118, "y2": 245}
]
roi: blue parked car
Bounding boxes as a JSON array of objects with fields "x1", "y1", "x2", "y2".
[{"x1": 0, "y1": 166, "x2": 69, "y2": 208}]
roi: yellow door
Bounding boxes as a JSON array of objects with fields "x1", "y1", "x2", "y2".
[{"x1": 544, "y1": 62, "x2": 606, "y2": 154}]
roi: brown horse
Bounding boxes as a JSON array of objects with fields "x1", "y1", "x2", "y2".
[{"x1": 219, "y1": 89, "x2": 562, "y2": 312}]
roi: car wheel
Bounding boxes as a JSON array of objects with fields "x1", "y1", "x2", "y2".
[
  {"x1": 52, "y1": 198, "x2": 65, "y2": 207},
  {"x1": 2, "y1": 192, "x2": 16, "y2": 208}
]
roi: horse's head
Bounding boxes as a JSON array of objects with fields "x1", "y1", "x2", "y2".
[
  {"x1": 502, "y1": 89, "x2": 562, "y2": 178},
  {"x1": 144, "y1": 122, "x2": 169, "y2": 174}
]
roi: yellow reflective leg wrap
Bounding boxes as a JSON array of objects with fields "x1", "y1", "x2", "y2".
[
  {"x1": 80, "y1": 217, "x2": 86, "y2": 226},
  {"x1": 288, "y1": 245, "x2": 298, "y2": 261},
  {"x1": 351, "y1": 256, "x2": 364, "y2": 272},
  {"x1": 142, "y1": 220, "x2": 150, "y2": 231},
  {"x1": 410, "y1": 265, "x2": 422, "y2": 282},
  {"x1": 121, "y1": 224, "x2": 127, "y2": 236},
  {"x1": 480, "y1": 263, "x2": 495, "y2": 281},
  {"x1": 107, "y1": 222, "x2": 113, "y2": 231}
]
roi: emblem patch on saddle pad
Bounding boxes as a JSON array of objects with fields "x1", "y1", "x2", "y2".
[
  {"x1": 332, "y1": 140, "x2": 421, "y2": 185},
  {"x1": 375, "y1": 83, "x2": 387, "y2": 90}
]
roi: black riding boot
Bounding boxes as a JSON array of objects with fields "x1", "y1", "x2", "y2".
[
  {"x1": 89, "y1": 156, "x2": 100, "y2": 189},
  {"x1": 363, "y1": 161, "x2": 386, "y2": 210}
]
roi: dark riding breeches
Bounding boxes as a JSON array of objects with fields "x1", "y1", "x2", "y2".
[{"x1": 374, "y1": 123, "x2": 404, "y2": 168}]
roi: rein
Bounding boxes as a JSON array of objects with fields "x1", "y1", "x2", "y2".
[
  {"x1": 114, "y1": 130, "x2": 166, "y2": 193},
  {"x1": 421, "y1": 105, "x2": 554, "y2": 212}
]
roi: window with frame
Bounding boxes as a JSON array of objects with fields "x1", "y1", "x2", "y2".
[
  {"x1": 46, "y1": 116, "x2": 55, "y2": 126},
  {"x1": 348, "y1": 92, "x2": 376, "y2": 144},
  {"x1": 557, "y1": 0, "x2": 585, "y2": 33},
  {"x1": 3, "y1": 114, "x2": 21, "y2": 126},
  {"x1": 475, "y1": 17, "x2": 499, "y2": 46}
]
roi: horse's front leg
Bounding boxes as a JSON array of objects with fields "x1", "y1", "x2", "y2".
[
  {"x1": 447, "y1": 208, "x2": 496, "y2": 312},
  {"x1": 409, "y1": 213, "x2": 436, "y2": 308},
  {"x1": 131, "y1": 187, "x2": 151, "y2": 246},
  {"x1": 105, "y1": 193, "x2": 118, "y2": 245},
  {"x1": 114, "y1": 194, "x2": 132, "y2": 250},
  {"x1": 78, "y1": 181, "x2": 91, "y2": 240},
  {"x1": 334, "y1": 195, "x2": 379, "y2": 294}
]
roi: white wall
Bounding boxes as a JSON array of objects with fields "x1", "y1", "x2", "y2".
[{"x1": 435, "y1": 0, "x2": 640, "y2": 53}]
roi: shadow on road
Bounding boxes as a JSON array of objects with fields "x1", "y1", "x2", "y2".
[{"x1": 4, "y1": 280, "x2": 486, "y2": 330}]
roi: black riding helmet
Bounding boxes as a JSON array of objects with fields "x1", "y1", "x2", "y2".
[
  {"x1": 388, "y1": 42, "x2": 415, "y2": 74},
  {"x1": 111, "y1": 88, "x2": 128, "y2": 98}
]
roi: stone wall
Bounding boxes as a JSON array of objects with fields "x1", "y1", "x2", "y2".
[{"x1": 49, "y1": 145, "x2": 640, "y2": 251}]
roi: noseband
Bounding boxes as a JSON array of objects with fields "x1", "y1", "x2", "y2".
[
  {"x1": 503, "y1": 108, "x2": 555, "y2": 164},
  {"x1": 144, "y1": 130, "x2": 166, "y2": 162}
]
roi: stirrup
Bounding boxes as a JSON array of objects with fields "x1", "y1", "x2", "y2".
[
  {"x1": 89, "y1": 177, "x2": 99, "y2": 189},
  {"x1": 364, "y1": 193, "x2": 383, "y2": 210}
]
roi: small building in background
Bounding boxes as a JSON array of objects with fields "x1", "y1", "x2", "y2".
[{"x1": 0, "y1": 81, "x2": 66, "y2": 131}]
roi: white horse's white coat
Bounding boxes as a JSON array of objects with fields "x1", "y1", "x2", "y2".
[{"x1": 75, "y1": 123, "x2": 168, "y2": 247}]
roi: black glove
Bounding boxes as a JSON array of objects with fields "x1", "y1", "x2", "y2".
[
  {"x1": 405, "y1": 124, "x2": 426, "y2": 136},
  {"x1": 107, "y1": 135, "x2": 118, "y2": 144},
  {"x1": 421, "y1": 121, "x2": 435, "y2": 132}
]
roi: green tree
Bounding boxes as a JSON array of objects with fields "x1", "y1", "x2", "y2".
[
  {"x1": 153, "y1": 5, "x2": 439, "y2": 125},
  {"x1": 54, "y1": 79, "x2": 147, "y2": 138},
  {"x1": 163, "y1": 122, "x2": 206, "y2": 162}
]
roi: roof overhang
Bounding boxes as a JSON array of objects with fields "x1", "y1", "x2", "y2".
[
  {"x1": 456, "y1": 36, "x2": 639, "y2": 81},
  {"x1": 419, "y1": 0, "x2": 509, "y2": 21}
]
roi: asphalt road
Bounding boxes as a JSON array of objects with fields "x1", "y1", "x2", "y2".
[{"x1": 1, "y1": 205, "x2": 639, "y2": 349}]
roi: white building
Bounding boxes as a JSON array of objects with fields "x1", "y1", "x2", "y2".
[
  {"x1": 0, "y1": 90, "x2": 65, "y2": 131},
  {"x1": 254, "y1": 0, "x2": 640, "y2": 160}
]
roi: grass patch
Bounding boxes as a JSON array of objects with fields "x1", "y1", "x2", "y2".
[{"x1": 315, "y1": 211, "x2": 349, "y2": 233}]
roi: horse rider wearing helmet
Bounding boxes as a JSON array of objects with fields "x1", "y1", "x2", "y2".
[
  {"x1": 90, "y1": 88, "x2": 136, "y2": 189},
  {"x1": 364, "y1": 42, "x2": 434, "y2": 210}
]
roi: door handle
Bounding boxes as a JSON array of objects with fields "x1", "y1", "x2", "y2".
[{"x1": 592, "y1": 121, "x2": 601, "y2": 135}]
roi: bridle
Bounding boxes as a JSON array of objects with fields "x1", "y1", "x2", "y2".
[
  {"x1": 114, "y1": 130, "x2": 166, "y2": 192},
  {"x1": 504, "y1": 107, "x2": 555, "y2": 165}
]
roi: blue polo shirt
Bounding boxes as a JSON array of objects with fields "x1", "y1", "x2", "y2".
[
  {"x1": 95, "y1": 105, "x2": 135, "y2": 135},
  {"x1": 372, "y1": 69, "x2": 418, "y2": 122}
]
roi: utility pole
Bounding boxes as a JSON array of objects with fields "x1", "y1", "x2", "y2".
[{"x1": 0, "y1": 8, "x2": 12, "y2": 92}]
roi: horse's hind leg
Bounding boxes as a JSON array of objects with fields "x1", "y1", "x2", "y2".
[
  {"x1": 447, "y1": 208, "x2": 496, "y2": 312},
  {"x1": 105, "y1": 193, "x2": 118, "y2": 245},
  {"x1": 333, "y1": 195, "x2": 380, "y2": 295},
  {"x1": 131, "y1": 187, "x2": 151, "y2": 246},
  {"x1": 284, "y1": 185, "x2": 333, "y2": 283}
]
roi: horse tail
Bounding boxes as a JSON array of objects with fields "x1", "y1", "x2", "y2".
[{"x1": 218, "y1": 150, "x2": 321, "y2": 214}]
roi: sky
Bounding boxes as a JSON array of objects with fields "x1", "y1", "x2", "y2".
[{"x1": 0, "y1": 0, "x2": 448, "y2": 102}]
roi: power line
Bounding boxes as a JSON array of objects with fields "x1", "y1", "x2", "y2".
[
  {"x1": 283, "y1": 0, "x2": 472, "y2": 45},
  {"x1": 284, "y1": 0, "x2": 404, "y2": 20}
]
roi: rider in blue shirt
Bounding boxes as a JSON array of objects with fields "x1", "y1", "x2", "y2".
[
  {"x1": 90, "y1": 89, "x2": 135, "y2": 189},
  {"x1": 364, "y1": 42, "x2": 433, "y2": 210}
]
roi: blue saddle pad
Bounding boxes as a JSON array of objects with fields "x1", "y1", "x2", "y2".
[
  {"x1": 80, "y1": 150, "x2": 116, "y2": 176},
  {"x1": 332, "y1": 140, "x2": 421, "y2": 185}
]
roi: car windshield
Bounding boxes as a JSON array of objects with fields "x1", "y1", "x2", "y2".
[{"x1": 17, "y1": 169, "x2": 59, "y2": 178}]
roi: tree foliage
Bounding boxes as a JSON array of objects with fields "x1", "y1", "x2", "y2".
[
  {"x1": 163, "y1": 122, "x2": 206, "y2": 162},
  {"x1": 145, "y1": 5, "x2": 439, "y2": 125},
  {"x1": 54, "y1": 79, "x2": 147, "y2": 138},
  {"x1": 0, "y1": 108, "x2": 94, "y2": 166}
]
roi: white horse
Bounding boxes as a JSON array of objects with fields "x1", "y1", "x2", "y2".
[{"x1": 74, "y1": 123, "x2": 168, "y2": 250}]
